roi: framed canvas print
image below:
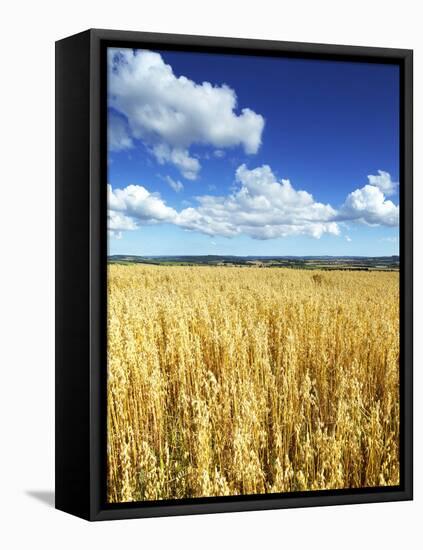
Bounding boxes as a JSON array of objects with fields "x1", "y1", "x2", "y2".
[{"x1": 55, "y1": 29, "x2": 413, "y2": 521}]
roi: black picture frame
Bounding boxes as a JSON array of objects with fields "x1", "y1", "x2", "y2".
[{"x1": 55, "y1": 28, "x2": 413, "y2": 521}]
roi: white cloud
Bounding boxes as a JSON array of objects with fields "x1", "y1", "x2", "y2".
[
  {"x1": 108, "y1": 165, "x2": 340, "y2": 240},
  {"x1": 108, "y1": 209, "x2": 138, "y2": 231},
  {"x1": 107, "y1": 209, "x2": 138, "y2": 239},
  {"x1": 220, "y1": 164, "x2": 340, "y2": 239},
  {"x1": 169, "y1": 163, "x2": 341, "y2": 238},
  {"x1": 340, "y1": 181, "x2": 399, "y2": 227},
  {"x1": 154, "y1": 144, "x2": 199, "y2": 180},
  {"x1": 108, "y1": 183, "x2": 177, "y2": 225},
  {"x1": 165, "y1": 175, "x2": 184, "y2": 193},
  {"x1": 345, "y1": 235, "x2": 352, "y2": 242},
  {"x1": 107, "y1": 168, "x2": 399, "y2": 240},
  {"x1": 213, "y1": 149, "x2": 225, "y2": 158},
  {"x1": 367, "y1": 170, "x2": 398, "y2": 196},
  {"x1": 108, "y1": 48, "x2": 265, "y2": 179},
  {"x1": 108, "y1": 112, "x2": 133, "y2": 152}
]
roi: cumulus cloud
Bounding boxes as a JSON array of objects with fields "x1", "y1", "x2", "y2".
[
  {"x1": 367, "y1": 170, "x2": 398, "y2": 196},
  {"x1": 108, "y1": 209, "x2": 138, "y2": 231},
  {"x1": 107, "y1": 165, "x2": 340, "y2": 240},
  {"x1": 108, "y1": 209, "x2": 138, "y2": 239},
  {"x1": 107, "y1": 168, "x2": 399, "y2": 240},
  {"x1": 339, "y1": 171, "x2": 399, "y2": 226},
  {"x1": 108, "y1": 183, "x2": 177, "y2": 230},
  {"x1": 175, "y1": 164, "x2": 340, "y2": 239},
  {"x1": 108, "y1": 48, "x2": 265, "y2": 179}
]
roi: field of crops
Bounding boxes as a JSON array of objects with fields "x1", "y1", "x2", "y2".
[{"x1": 107, "y1": 264, "x2": 400, "y2": 503}]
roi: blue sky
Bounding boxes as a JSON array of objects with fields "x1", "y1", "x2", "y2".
[{"x1": 107, "y1": 48, "x2": 400, "y2": 256}]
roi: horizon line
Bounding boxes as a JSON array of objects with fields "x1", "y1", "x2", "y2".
[{"x1": 108, "y1": 253, "x2": 400, "y2": 258}]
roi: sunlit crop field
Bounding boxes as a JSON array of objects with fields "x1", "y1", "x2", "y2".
[{"x1": 107, "y1": 264, "x2": 399, "y2": 503}]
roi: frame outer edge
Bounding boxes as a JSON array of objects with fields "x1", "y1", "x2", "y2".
[
  {"x1": 75, "y1": 28, "x2": 413, "y2": 521},
  {"x1": 55, "y1": 30, "x2": 92, "y2": 520},
  {"x1": 402, "y1": 49, "x2": 413, "y2": 500},
  {"x1": 89, "y1": 28, "x2": 104, "y2": 521}
]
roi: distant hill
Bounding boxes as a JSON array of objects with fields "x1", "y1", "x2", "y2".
[{"x1": 108, "y1": 254, "x2": 399, "y2": 271}]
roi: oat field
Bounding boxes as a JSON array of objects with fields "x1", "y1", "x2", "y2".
[{"x1": 107, "y1": 264, "x2": 400, "y2": 503}]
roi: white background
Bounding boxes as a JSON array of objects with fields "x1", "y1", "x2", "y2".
[{"x1": 0, "y1": 1, "x2": 420, "y2": 548}]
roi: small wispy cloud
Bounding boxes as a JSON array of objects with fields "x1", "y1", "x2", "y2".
[{"x1": 165, "y1": 175, "x2": 184, "y2": 193}]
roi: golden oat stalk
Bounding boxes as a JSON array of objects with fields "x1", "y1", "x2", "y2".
[{"x1": 107, "y1": 265, "x2": 399, "y2": 503}]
